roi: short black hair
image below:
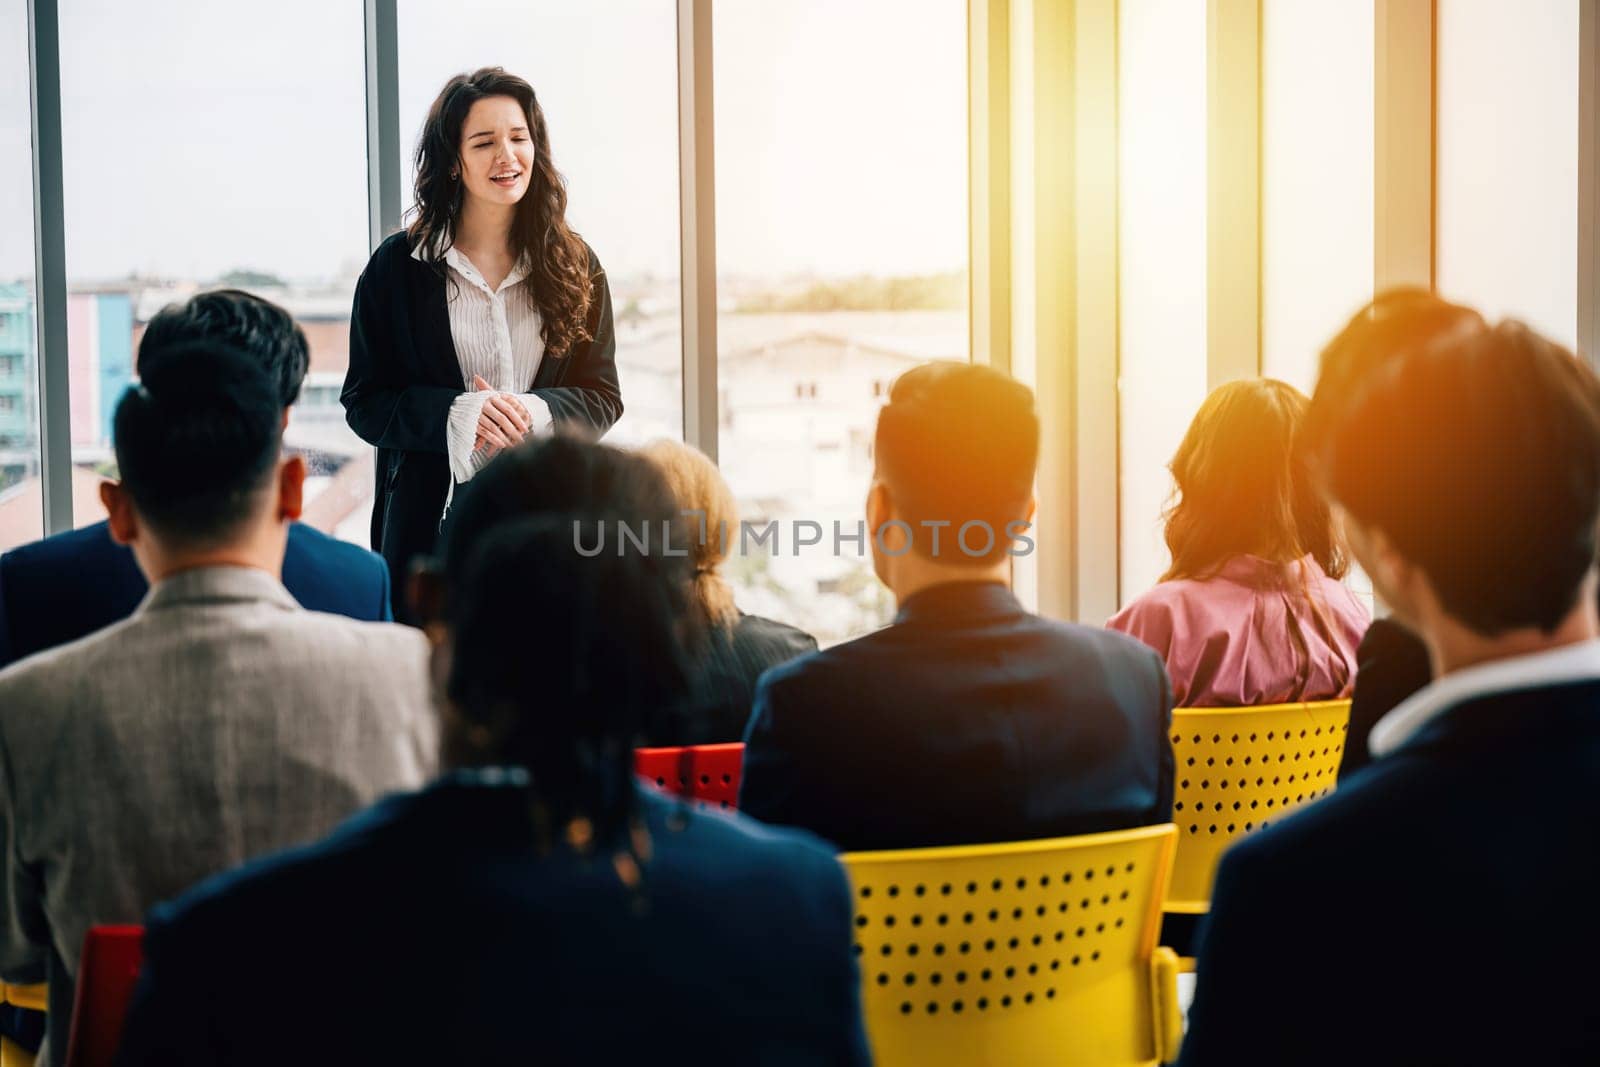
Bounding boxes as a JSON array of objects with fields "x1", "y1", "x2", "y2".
[
  {"x1": 874, "y1": 362, "x2": 1039, "y2": 563},
  {"x1": 139, "y1": 289, "x2": 309, "y2": 408},
  {"x1": 113, "y1": 340, "x2": 284, "y2": 547},
  {"x1": 1306, "y1": 290, "x2": 1600, "y2": 635},
  {"x1": 440, "y1": 435, "x2": 696, "y2": 847}
]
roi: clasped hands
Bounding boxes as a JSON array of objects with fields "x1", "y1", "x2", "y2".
[{"x1": 471, "y1": 374, "x2": 533, "y2": 455}]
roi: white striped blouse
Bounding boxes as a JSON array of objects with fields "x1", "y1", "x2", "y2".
[{"x1": 411, "y1": 241, "x2": 554, "y2": 487}]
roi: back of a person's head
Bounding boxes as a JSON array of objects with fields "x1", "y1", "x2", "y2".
[
  {"x1": 436, "y1": 435, "x2": 695, "y2": 847},
  {"x1": 139, "y1": 289, "x2": 309, "y2": 408},
  {"x1": 874, "y1": 362, "x2": 1038, "y2": 564},
  {"x1": 638, "y1": 438, "x2": 739, "y2": 629},
  {"x1": 1163, "y1": 377, "x2": 1345, "y2": 581},
  {"x1": 1306, "y1": 293, "x2": 1600, "y2": 635},
  {"x1": 113, "y1": 340, "x2": 284, "y2": 549}
]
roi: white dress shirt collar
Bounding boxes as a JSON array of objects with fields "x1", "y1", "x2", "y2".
[
  {"x1": 1369, "y1": 637, "x2": 1600, "y2": 757},
  {"x1": 410, "y1": 237, "x2": 531, "y2": 292}
]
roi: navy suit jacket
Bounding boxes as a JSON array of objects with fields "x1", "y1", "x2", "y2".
[
  {"x1": 740, "y1": 581, "x2": 1175, "y2": 852},
  {"x1": 0, "y1": 520, "x2": 390, "y2": 668},
  {"x1": 1180, "y1": 680, "x2": 1600, "y2": 1066},
  {"x1": 118, "y1": 778, "x2": 870, "y2": 1066}
]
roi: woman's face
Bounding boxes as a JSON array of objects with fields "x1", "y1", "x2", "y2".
[{"x1": 456, "y1": 95, "x2": 535, "y2": 209}]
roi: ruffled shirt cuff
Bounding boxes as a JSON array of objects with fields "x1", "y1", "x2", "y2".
[
  {"x1": 445, "y1": 392, "x2": 557, "y2": 486},
  {"x1": 446, "y1": 391, "x2": 493, "y2": 484}
]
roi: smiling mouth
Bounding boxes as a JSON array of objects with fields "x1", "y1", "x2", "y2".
[{"x1": 491, "y1": 171, "x2": 523, "y2": 185}]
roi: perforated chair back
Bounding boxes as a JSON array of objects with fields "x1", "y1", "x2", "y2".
[
  {"x1": 63, "y1": 925, "x2": 143, "y2": 1067},
  {"x1": 1167, "y1": 700, "x2": 1350, "y2": 913},
  {"x1": 634, "y1": 743, "x2": 743, "y2": 811},
  {"x1": 842, "y1": 825, "x2": 1183, "y2": 1066},
  {"x1": 0, "y1": 981, "x2": 46, "y2": 1067}
]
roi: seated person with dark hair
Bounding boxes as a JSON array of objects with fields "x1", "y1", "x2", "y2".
[
  {"x1": 0, "y1": 343, "x2": 434, "y2": 1065},
  {"x1": 0, "y1": 289, "x2": 391, "y2": 670},
  {"x1": 1180, "y1": 290, "x2": 1600, "y2": 1066},
  {"x1": 739, "y1": 362, "x2": 1173, "y2": 851},
  {"x1": 117, "y1": 436, "x2": 869, "y2": 1066}
]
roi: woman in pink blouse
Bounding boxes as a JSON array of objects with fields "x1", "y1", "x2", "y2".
[{"x1": 1108, "y1": 378, "x2": 1368, "y2": 707}]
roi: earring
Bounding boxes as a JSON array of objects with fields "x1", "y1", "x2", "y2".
[{"x1": 450, "y1": 170, "x2": 459, "y2": 181}]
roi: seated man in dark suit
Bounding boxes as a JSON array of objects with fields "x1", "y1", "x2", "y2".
[
  {"x1": 0, "y1": 290, "x2": 390, "y2": 669},
  {"x1": 739, "y1": 362, "x2": 1173, "y2": 851},
  {"x1": 1180, "y1": 290, "x2": 1600, "y2": 1065},
  {"x1": 117, "y1": 437, "x2": 870, "y2": 1066}
]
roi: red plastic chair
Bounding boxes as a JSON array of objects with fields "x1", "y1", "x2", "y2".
[
  {"x1": 64, "y1": 925, "x2": 143, "y2": 1067},
  {"x1": 634, "y1": 743, "x2": 744, "y2": 811}
]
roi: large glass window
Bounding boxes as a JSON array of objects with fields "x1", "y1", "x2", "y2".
[
  {"x1": 1261, "y1": 0, "x2": 1374, "y2": 394},
  {"x1": 1437, "y1": 0, "x2": 1579, "y2": 348},
  {"x1": 1118, "y1": 0, "x2": 1207, "y2": 605},
  {"x1": 59, "y1": 0, "x2": 370, "y2": 537},
  {"x1": 397, "y1": 0, "x2": 683, "y2": 448},
  {"x1": 0, "y1": 0, "x2": 41, "y2": 550},
  {"x1": 713, "y1": 0, "x2": 969, "y2": 647}
]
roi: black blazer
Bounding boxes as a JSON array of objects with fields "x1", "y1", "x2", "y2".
[
  {"x1": 739, "y1": 581, "x2": 1175, "y2": 852},
  {"x1": 0, "y1": 520, "x2": 391, "y2": 669},
  {"x1": 118, "y1": 779, "x2": 870, "y2": 1065},
  {"x1": 342, "y1": 233, "x2": 622, "y2": 616},
  {"x1": 1338, "y1": 617, "x2": 1432, "y2": 780},
  {"x1": 1180, "y1": 679, "x2": 1600, "y2": 1065},
  {"x1": 676, "y1": 612, "x2": 818, "y2": 744}
]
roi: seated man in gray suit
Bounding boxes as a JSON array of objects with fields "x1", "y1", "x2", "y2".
[{"x1": 0, "y1": 340, "x2": 436, "y2": 1065}]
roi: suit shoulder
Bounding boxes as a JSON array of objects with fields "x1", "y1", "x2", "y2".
[
  {"x1": 735, "y1": 614, "x2": 818, "y2": 655},
  {"x1": 752, "y1": 624, "x2": 884, "y2": 697},
  {"x1": 1358, "y1": 617, "x2": 1425, "y2": 659},
  {"x1": 370, "y1": 230, "x2": 417, "y2": 267},
  {"x1": 0, "y1": 613, "x2": 135, "y2": 690},
  {"x1": 1040, "y1": 615, "x2": 1168, "y2": 672},
  {"x1": 286, "y1": 523, "x2": 385, "y2": 571},
  {"x1": 286, "y1": 613, "x2": 428, "y2": 667},
  {"x1": 1, "y1": 521, "x2": 116, "y2": 574}
]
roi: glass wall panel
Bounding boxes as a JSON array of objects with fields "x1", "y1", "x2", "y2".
[
  {"x1": 1262, "y1": 0, "x2": 1374, "y2": 395},
  {"x1": 713, "y1": 0, "x2": 970, "y2": 647},
  {"x1": 1438, "y1": 0, "x2": 1579, "y2": 348},
  {"x1": 398, "y1": 0, "x2": 683, "y2": 448},
  {"x1": 59, "y1": 0, "x2": 370, "y2": 537},
  {"x1": 0, "y1": 0, "x2": 43, "y2": 549},
  {"x1": 1118, "y1": 0, "x2": 1207, "y2": 606}
]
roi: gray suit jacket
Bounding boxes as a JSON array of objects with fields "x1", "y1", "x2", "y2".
[{"x1": 0, "y1": 566, "x2": 436, "y2": 1063}]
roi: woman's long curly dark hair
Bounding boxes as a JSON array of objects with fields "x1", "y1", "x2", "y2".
[{"x1": 409, "y1": 67, "x2": 594, "y2": 358}]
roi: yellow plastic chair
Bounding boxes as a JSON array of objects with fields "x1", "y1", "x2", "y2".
[
  {"x1": 1166, "y1": 700, "x2": 1350, "y2": 914},
  {"x1": 0, "y1": 982, "x2": 45, "y2": 1067},
  {"x1": 841, "y1": 824, "x2": 1182, "y2": 1066}
]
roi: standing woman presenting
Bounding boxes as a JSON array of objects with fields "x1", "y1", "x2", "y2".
[{"x1": 344, "y1": 67, "x2": 621, "y2": 617}]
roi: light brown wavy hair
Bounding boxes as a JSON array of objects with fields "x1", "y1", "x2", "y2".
[
  {"x1": 638, "y1": 439, "x2": 740, "y2": 632},
  {"x1": 1162, "y1": 378, "x2": 1347, "y2": 583},
  {"x1": 408, "y1": 67, "x2": 594, "y2": 357}
]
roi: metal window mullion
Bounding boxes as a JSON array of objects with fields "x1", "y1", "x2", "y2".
[
  {"x1": 1206, "y1": 0, "x2": 1262, "y2": 389},
  {"x1": 677, "y1": 0, "x2": 718, "y2": 459},
  {"x1": 1072, "y1": 0, "x2": 1120, "y2": 624},
  {"x1": 1374, "y1": 0, "x2": 1435, "y2": 293},
  {"x1": 1579, "y1": 0, "x2": 1600, "y2": 367},
  {"x1": 364, "y1": 0, "x2": 402, "y2": 251},
  {"x1": 28, "y1": 0, "x2": 71, "y2": 533},
  {"x1": 970, "y1": 0, "x2": 1011, "y2": 374}
]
